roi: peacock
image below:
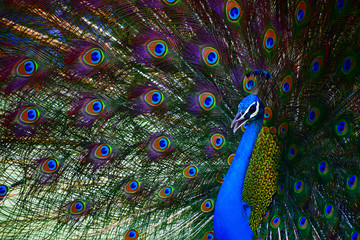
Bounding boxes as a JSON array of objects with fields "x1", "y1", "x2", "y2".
[{"x1": 0, "y1": 0, "x2": 359, "y2": 239}]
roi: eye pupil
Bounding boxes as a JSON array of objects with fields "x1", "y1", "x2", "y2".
[
  {"x1": 249, "y1": 105, "x2": 256, "y2": 113},
  {"x1": 91, "y1": 52, "x2": 99, "y2": 62},
  {"x1": 189, "y1": 167, "x2": 195, "y2": 175},
  {"x1": 206, "y1": 201, "x2": 211, "y2": 208}
]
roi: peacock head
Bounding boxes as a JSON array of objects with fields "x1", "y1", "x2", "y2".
[{"x1": 231, "y1": 94, "x2": 264, "y2": 133}]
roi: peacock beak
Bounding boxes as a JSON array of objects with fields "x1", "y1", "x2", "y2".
[{"x1": 231, "y1": 111, "x2": 248, "y2": 134}]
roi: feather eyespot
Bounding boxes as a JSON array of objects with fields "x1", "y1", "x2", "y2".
[
  {"x1": 270, "y1": 216, "x2": 280, "y2": 228},
  {"x1": 294, "y1": 180, "x2": 304, "y2": 193},
  {"x1": 243, "y1": 74, "x2": 257, "y2": 93},
  {"x1": 19, "y1": 107, "x2": 40, "y2": 124},
  {"x1": 324, "y1": 204, "x2": 334, "y2": 218},
  {"x1": 41, "y1": 158, "x2": 59, "y2": 173},
  {"x1": 144, "y1": 90, "x2": 164, "y2": 107},
  {"x1": 183, "y1": 165, "x2": 198, "y2": 178},
  {"x1": 298, "y1": 217, "x2": 308, "y2": 229},
  {"x1": 159, "y1": 186, "x2": 174, "y2": 198},
  {"x1": 289, "y1": 144, "x2": 298, "y2": 159},
  {"x1": 343, "y1": 57, "x2": 355, "y2": 74},
  {"x1": 82, "y1": 48, "x2": 104, "y2": 66},
  {"x1": 211, "y1": 134, "x2": 225, "y2": 150},
  {"x1": 202, "y1": 47, "x2": 219, "y2": 66},
  {"x1": 152, "y1": 136, "x2": 170, "y2": 152},
  {"x1": 93, "y1": 144, "x2": 112, "y2": 159},
  {"x1": 201, "y1": 199, "x2": 214, "y2": 212},
  {"x1": 311, "y1": 56, "x2": 323, "y2": 75},
  {"x1": 280, "y1": 75, "x2": 292, "y2": 95},
  {"x1": 278, "y1": 184, "x2": 285, "y2": 194},
  {"x1": 295, "y1": 1, "x2": 307, "y2": 24},
  {"x1": 347, "y1": 176, "x2": 358, "y2": 190},
  {"x1": 198, "y1": 92, "x2": 216, "y2": 110},
  {"x1": 263, "y1": 29, "x2": 277, "y2": 52},
  {"x1": 254, "y1": 237, "x2": 264, "y2": 240},
  {"x1": 216, "y1": 172, "x2": 226, "y2": 183},
  {"x1": 336, "y1": 0, "x2": 345, "y2": 10},
  {"x1": 226, "y1": 0, "x2": 242, "y2": 22},
  {"x1": 306, "y1": 107, "x2": 319, "y2": 125},
  {"x1": 278, "y1": 123, "x2": 288, "y2": 137},
  {"x1": 262, "y1": 211, "x2": 270, "y2": 221},
  {"x1": 70, "y1": 200, "x2": 86, "y2": 214},
  {"x1": 0, "y1": 185, "x2": 9, "y2": 200},
  {"x1": 318, "y1": 161, "x2": 329, "y2": 175},
  {"x1": 203, "y1": 231, "x2": 214, "y2": 240},
  {"x1": 336, "y1": 120, "x2": 349, "y2": 136},
  {"x1": 125, "y1": 180, "x2": 142, "y2": 194},
  {"x1": 16, "y1": 59, "x2": 38, "y2": 77},
  {"x1": 263, "y1": 107, "x2": 272, "y2": 122},
  {"x1": 352, "y1": 232, "x2": 359, "y2": 240},
  {"x1": 227, "y1": 154, "x2": 235, "y2": 165},
  {"x1": 163, "y1": 0, "x2": 178, "y2": 5},
  {"x1": 125, "y1": 229, "x2": 139, "y2": 240},
  {"x1": 85, "y1": 99, "x2": 105, "y2": 116},
  {"x1": 241, "y1": 122, "x2": 249, "y2": 132},
  {"x1": 147, "y1": 40, "x2": 168, "y2": 58}
]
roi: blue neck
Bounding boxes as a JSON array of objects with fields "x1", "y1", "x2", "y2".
[{"x1": 214, "y1": 118, "x2": 263, "y2": 240}]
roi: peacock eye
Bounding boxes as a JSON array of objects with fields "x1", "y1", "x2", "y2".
[
  {"x1": 147, "y1": 40, "x2": 168, "y2": 58},
  {"x1": 19, "y1": 107, "x2": 40, "y2": 124},
  {"x1": 70, "y1": 200, "x2": 86, "y2": 214},
  {"x1": 125, "y1": 229, "x2": 139, "y2": 240},
  {"x1": 249, "y1": 105, "x2": 256, "y2": 113},
  {"x1": 125, "y1": 180, "x2": 141, "y2": 193},
  {"x1": 82, "y1": 48, "x2": 104, "y2": 67},
  {"x1": 16, "y1": 59, "x2": 38, "y2": 77}
]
